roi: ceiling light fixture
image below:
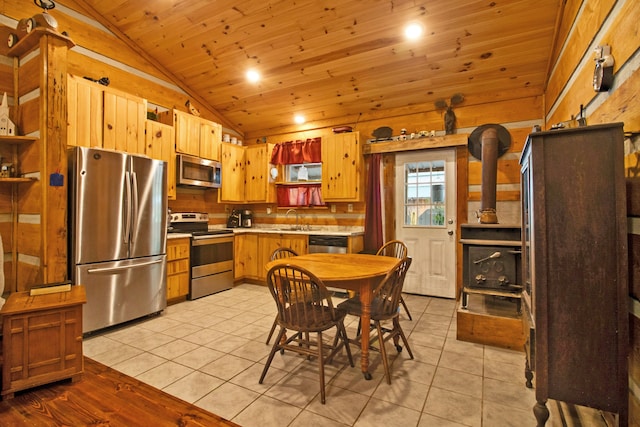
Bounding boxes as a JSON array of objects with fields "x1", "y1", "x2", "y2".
[
  {"x1": 294, "y1": 114, "x2": 305, "y2": 124},
  {"x1": 404, "y1": 22, "x2": 424, "y2": 40},
  {"x1": 246, "y1": 69, "x2": 260, "y2": 83}
]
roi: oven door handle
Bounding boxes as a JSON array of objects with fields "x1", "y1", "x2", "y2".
[{"x1": 192, "y1": 236, "x2": 234, "y2": 246}]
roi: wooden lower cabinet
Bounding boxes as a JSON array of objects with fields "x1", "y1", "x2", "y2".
[
  {"x1": 233, "y1": 232, "x2": 364, "y2": 283},
  {"x1": 1, "y1": 286, "x2": 86, "y2": 400},
  {"x1": 166, "y1": 238, "x2": 190, "y2": 302},
  {"x1": 235, "y1": 233, "x2": 260, "y2": 280},
  {"x1": 258, "y1": 234, "x2": 308, "y2": 281}
]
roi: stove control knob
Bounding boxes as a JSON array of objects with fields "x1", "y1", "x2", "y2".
[
  {"x1": 498, "y1": 276, "x2": 509, "y2": 286},
  {"x1": 475, "y1": 274, "x2": 486, "y2": 284}
]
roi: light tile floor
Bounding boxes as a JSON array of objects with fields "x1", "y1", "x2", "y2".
[{"x1": 83, "y1": 284, "x2": 609, "y2": 427}]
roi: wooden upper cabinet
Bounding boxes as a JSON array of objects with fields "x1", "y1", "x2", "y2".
[
  {"x1": 174, "y1": 110, "x2": 222, "y2": 161},
  {"x1": 67, "y1": 75, "x2": 146, "y2": 155},
  {"x1": 174, "y1": 110, "x2": 200, "y2": 156},
  {"x1": 145, "y1": 120, "x2": 176, "y2": 200},
  {"x1": 199, "y1": 120, "x2": 222, "y2": 161},
  {"x1": 245, "y1": 144, "x2": 275, "y2": 203},
  {"x1": 219, "y1": 142, "x2": 246, "y2": 202},
  {"x1": 322, "y1": 131, "x2": 361, "y2": 201},
  {"x1": 103, "y1": 89, "x2": 147, "y2": 155},
  {"x1": 67, "y1": 75, "x2": 103, "y2": 148},
  {"x1": 219, "y1": 143, "x2": 275, "y2": 203}
]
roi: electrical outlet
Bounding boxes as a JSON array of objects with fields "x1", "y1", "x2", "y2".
[
  {"x1": 347, "y1": 203, "x2": 353, "y2": 212},
  {"x1": 266, "y1": 207, "x2": 272, "y2": 215},
  {"x1": 331, "y1": 204, "x2": 336, "y2": 213}
]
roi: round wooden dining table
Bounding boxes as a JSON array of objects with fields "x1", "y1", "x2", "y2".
[{"x1": 265, "y1": 252, "x2": 399, "y2": 380}]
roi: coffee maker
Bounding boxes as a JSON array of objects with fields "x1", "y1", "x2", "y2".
[
  {"x1": 241, "y1": 209, "x2": 253, "y2": 228},
  {"x1": 226, "y1": 209, "x2": 241, "y2": 228}
]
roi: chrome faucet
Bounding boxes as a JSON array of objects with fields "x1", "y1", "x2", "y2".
[{"x1": 285, "y1": 208, "x2": 299, "y2": 230}]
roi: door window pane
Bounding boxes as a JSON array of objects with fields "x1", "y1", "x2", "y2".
[{"x1": 403, "y1": 161, "x2": 446, "y2": 226}]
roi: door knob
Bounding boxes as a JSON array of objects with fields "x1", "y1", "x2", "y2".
[{"x1": 448, "y1": 230, "x2": 454, "y2": 235}]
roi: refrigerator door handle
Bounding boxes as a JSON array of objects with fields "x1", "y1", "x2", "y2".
[
  {"x1": 86, "y1": 259, "x2": 164, "y2": 274},
  {"x1": 124, "y1": 171, "x2": 132, "y2": 243},
  {"x1": 131, "y1": 171, "x2": 139, "y2": 243}
]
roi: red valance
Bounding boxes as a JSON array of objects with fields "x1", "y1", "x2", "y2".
[
  {"x1": 270, "y1": 137, "x2": 321, "y2": 164},
  {"x1": 276, "y1": 184, "x2": 324, "y2": 207}
]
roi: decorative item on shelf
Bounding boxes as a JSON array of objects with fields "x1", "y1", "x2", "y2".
[
  {"x1": 83, "y1": 76, "x2": 110, "y2": 86},
  {"x1": 7, "y1": 0, "x2": 59, "y2": 48},
  {"x1": 0, "y1": 93, "x2": 16, "y2": 136},
  {"x1": 185, "y1": 99, "x2": 201, "y2": 116},
  {"x1": 399, "y1": 128, "x2": 407, "y2": 141},
  {"x1": 593, "y1": 44, "x2": 614, "y2": 92},
  {"x1": 332, "y1": 126, "x2": 352, "y2": 133},
  {"x1": 371, "y1": 126, "x2": 393, "y2": 142},
  {"x1": 435, "y1": 93, "x2": 464, "y2": 135},
  {"x1": 0, "y1": 163, "x2": 15, "y2": 178}
]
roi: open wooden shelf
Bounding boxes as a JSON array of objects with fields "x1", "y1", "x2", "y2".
[{"x1": 0, "y1": 135, "x2": 37, "y2": 144}]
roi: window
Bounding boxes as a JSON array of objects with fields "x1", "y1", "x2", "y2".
[{"x1": 403, "y1": 161, "x2": 446, "y2": 227}]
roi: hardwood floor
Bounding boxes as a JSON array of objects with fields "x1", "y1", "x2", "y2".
[{"x1": 0, "y1": 358, "x2": 239, "y2": 427}]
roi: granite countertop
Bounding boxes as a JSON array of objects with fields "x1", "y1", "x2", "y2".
[{"x1": 168, "y1": 227, "x2": 364, "y2": 238}]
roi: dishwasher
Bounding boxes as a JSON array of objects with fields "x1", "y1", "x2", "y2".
[
  {"x1": 308, "y1": 235, "x2": 349, "y2": 295},
  {"x1": 308, "y1": 235, "x2": 348, "y2": 254}
]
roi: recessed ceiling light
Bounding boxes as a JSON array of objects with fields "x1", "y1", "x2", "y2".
[
  {"x1": 294, "y1": 114, "x2": 305, "y2": 124},
  {"x1": 246, "y1": 69, "x2": 260, "y2": 83},
  {"x1": 404, "y1": 23, "x2": 424, "y2": 40}
]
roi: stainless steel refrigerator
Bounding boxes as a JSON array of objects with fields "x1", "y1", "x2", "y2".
[{"x1": 69, "y1": 147, "x2": 168, "y2": 333}]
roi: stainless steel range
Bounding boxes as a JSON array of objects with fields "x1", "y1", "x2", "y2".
[{"x1": 169, "y1": 212, "x2": 234, "y2": 299}]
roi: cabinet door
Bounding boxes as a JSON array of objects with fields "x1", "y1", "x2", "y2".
[
  {"x1": 245, "y1": 145, "x2": 269, "y2": 202},
  {"x1": 174, "y1": 110, "x2": 200, "y2": 156},
  {"x1": 322, "y1": 132, "x2": 361, "y2": 201},
  {"x1": 199, "y1": 121, "x2": 222, "y2": 160},
  {"x1": 166, "y1": 238, "x2": 190, "y2": 300},
  {"x1": 103, "y1": 89, "x2": 147, "y2": 154},
  {"x1": 67, "y1": 75, "x2": 103, "y2": 148},
  {"x1": 258, "y1": 234, "x2": 308, "y2": 281},
  {"x1": 146, "y1": 121, "x2": 176, "y2": 200},
  {"x1": 219, "y1": 142, "x2": 246, "y2": 202},
  {"x1": 235, "y1": 233, "x2": 259, "y2": 280}
]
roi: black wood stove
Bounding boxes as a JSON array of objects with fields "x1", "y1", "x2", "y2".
[{"x1": 460, "y1": 224, "x2": 522, "y2": 312}]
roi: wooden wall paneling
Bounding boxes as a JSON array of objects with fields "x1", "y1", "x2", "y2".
[
  {"x1": 590, "y1": 65, "x2": 640, "y2": 130},
  {"x1": 0, "y1": 62, "x2": 12, "y2": 94},
  {"x1": 547, "y1": 0, "x2": 640, "y2": 125},
  {"x1": 545, "y1": 0, "x2": 614, "y2": 110},
  {"x1": 16, "y1": 55, "x2": 40, "y2": 96},
  {"x1": 16, "y1": 99, "x2": 39, "y2": 136}
]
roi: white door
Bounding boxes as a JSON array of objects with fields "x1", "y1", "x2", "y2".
[{"x1": 394, "y1": 149, "x2": 456, "y2": 298}]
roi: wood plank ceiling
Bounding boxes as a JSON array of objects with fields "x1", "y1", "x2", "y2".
[{"x1": 75, "y1": 0, "x2": 562, "y2": 137}]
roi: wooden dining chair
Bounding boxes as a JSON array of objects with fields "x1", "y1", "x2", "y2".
[
  {"x1": 376, "y1": 240, "x2": 412, "y2": 320},
  {"x1": 265, "y1": 247, "x2": 299, "y2": 344},
  {"x1": 337, "y1": 257, "x2": 414, "y2": 384},
  {"x1": 260, "y1": 264, "x2": 354, "y2": 404}
]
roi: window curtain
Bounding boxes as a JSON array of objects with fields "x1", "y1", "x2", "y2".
[
  {"x1": 364, "y1": 153, "x2": 384, "y2": 252},
  {"x1": 270, "y1": 137, "x2": 321, "y2": 164}
]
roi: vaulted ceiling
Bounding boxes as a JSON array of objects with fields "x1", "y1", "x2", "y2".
[{"x1": 77, "y1": 0, "x2": 562, "y2": 136}]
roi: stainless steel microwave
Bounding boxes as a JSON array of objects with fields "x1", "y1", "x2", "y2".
[{"x1": 177, "y1": 154, "x2": 221, "y2": 188}]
